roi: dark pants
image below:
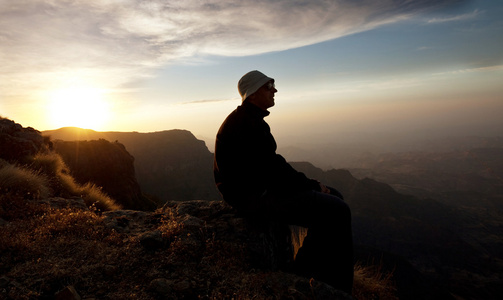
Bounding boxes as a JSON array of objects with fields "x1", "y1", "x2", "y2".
[{"x1": 241, "y1": 187, "x2": 354, "y2": 294}]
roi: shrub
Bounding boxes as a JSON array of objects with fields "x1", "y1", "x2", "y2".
[
  {"x1": 28, "y1": 153, "x2": 121, "y2": 211},
  {"x1": 32, "y1": 207, "x2": 113, "y2": 240},
  {"x1": 353, "y1": 263, "x2": 397, "y2": 300},
  {"x1": 79, "y1": 183, "x2": 121, "y2": 212},
  {"x1": 0, "y1": 162, "x2": 50, "y2": 200},
  {"x1": 30, "y1": 152, "x2": 68, "y2": 176},
  {"x1": 29, "y1": 153, "x2": 79, "y2": 197}
]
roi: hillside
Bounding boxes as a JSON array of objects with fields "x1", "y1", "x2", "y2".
[{"x1": 2, "y1": 118, "x2": 397, "y2": 299}]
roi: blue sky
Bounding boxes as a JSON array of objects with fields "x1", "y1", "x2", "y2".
[{"x1": 1, "y1": 0, "x2": 502, "y2": 149}]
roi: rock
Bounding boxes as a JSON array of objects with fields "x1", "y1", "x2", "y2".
[
  {"x1": 55, "y1": 285, "x2": 81, "y2": 300},
  {"x1": 289, "y1": 277, "x2": 353, "y2": 300},
  {"x1": 2, "y1": 195, "x2": 353, "y2": 299},
  {"x1": 0, "y1": 276, "x2": 9, "y2": 288},
  {"x1": 241, "y1": 217, "x2": 297, "y2": 271},
  {"x1": 148, "y1": 278, "x2": 174, "y2": 296},
  {"x1": 173, "y1": 279, "x2": 191, "y2": 292},
  {"x1": 0, "y1": 118, "x2": 50, "y2": 163},
  {"x1": 178, "y1": 214, "x2": 205, "y2": 230},
  {"x1": 162, "y1": 200, "x2": 355, "y2": 298},
  {"x1": 35, "y1": 197, "x2": 88, "y2": 210},
  {"x1": 102, "y1": 210, "x2": 151, "y2": 233},
  {"x1": 103, "y1": 265, "x2": 117, "y2": 277},
  {"x1": 139, "y1": 230, "x2": 164, "y2": 250},
  {"x1": 166, "y1": 200, "x2": 297, "y2": 271}
]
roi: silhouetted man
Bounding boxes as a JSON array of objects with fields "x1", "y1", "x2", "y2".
[{"x1": 213, "y1": 70, "x2": 353, "y2": 294}]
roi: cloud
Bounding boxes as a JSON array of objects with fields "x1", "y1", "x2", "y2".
[
  {"x1": 182, "y1": 98, "x2": 237, "y2": 105},
  {"x1": 0, "y1": 0, "x2": 466, "y2": 95},
  {"x1": 433, "y1": 64, "x2": 503, "y2": 76},
  {"x1": 426, "y1": 9, "x2": 481, "y2": 23}
]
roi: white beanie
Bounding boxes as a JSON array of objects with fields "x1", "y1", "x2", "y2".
[{"x1": 238, "y1": 70, "x2": 274, "y2": 102}]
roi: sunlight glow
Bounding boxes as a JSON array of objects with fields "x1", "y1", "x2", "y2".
[{"x1": 47, "y1": 87, "x2": 111, "y2": 130}]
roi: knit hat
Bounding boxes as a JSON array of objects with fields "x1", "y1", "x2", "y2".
[{"x1": 238, "y1": 70, "x2": 274, "y2": 101}]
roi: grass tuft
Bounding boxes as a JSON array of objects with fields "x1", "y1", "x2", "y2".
[
  {"x1": 28, "y1": 152, "x2": 121, "y2": 211},
  {"x1": 78, "y1": 182, "x2": 122, "y2": 212},
  {"x1": 0, "y1": 161, "x2": 50, "y2": 201},
  {"x1": 353, "y1": 263, "x2": 398, "y2": 300},
  {"x1": 1, "y1": 151, "x2": 121, "y2": 214}
]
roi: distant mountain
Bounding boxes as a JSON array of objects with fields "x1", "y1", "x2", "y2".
[
  {"x1": 348, "y1": 148, "x2": 503, "y2": 205},
  {"x1": 44, "y1": 127, "x2": 220, "y2": 203},
  {"x1": 280, "y1": 136, "x2": 503, "y2": 170}
]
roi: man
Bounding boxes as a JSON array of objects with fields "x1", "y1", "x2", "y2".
[{"x1": 213, "y1": 70, "x2": 353, "y2": 294}]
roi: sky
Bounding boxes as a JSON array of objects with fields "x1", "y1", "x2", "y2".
[{"x1": 1, "y1": 0, "x2": 502, "y2": 151}]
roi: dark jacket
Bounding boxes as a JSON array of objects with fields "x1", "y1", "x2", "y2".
[{"x1": 213, "y1": 101, "x2": 320, "y2": 209}]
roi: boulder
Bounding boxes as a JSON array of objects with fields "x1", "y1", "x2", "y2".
[
  {"x1": 165, "y1": 200, "x2": 297, "y2": 271},
  {"x1": 55, "y1": 286, "x2": 81, "y2": 300},
  {"x1": 0, "y1": 118, "x2": 50, "y2": 163}
]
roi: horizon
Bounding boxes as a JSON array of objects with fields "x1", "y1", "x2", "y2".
[
  {"x1": 1, "y1": 0, "x2": 502, "y2": 151},
  {"x1": 40, "y1": 125, "x2": 503, "y2": 166}
]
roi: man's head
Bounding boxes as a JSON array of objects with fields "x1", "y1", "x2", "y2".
[{"x1": 238, "y1": 70, "x2": 277, "y2": 110}]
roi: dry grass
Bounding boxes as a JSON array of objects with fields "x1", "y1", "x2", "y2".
[
  {"x1": 157, "y1": 209, "x2": 183, "y2": 239},
  {"x1": 0, "y1": 161, "x2": 50, "y2": 201},
  {"x1": 353, "y1": 263, "x2": 398, "y2": 300},
  {"x1": 26, "y1": 152, "x2": 121, "y2": 211},
  {"x1": 0, "y1": 196, "x2": 127, "y2": 299},
  {"x1": 78, "y1": 182, "x2": 122, "y2": 211},
  {"x1": 30, "y1": 152, "x2": 68, "y2": 177},
  {"x1": 0, "y1": 196, "x2": 181, "y2": 299}
]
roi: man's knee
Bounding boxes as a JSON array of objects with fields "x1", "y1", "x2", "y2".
[
  {"x1": 320, "y1": 192, "x2": 350, "y2": 212},
  {"x1": 310, "y1": 193, "x2": 351, "y2": 226},
  {"x1": 328, "y1": 199, "x2": 351, "y2": 225}
]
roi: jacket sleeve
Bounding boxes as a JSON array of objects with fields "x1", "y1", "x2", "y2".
[{"x1": 267, "y1": 153, "x2": 321, "y2": 192}]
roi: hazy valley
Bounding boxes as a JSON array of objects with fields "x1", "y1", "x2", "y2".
[{"x1": 282, "y1": 135, "x2": 503, "y2": 299}]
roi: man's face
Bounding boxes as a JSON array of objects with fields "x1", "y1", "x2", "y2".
[{"x1": 248, "y1": 80, "x2": 277, "y2": 111}]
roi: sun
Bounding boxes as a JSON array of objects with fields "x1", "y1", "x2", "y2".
[{"x1": 48, "y1": 87, "x2": 111, "y2": 130}]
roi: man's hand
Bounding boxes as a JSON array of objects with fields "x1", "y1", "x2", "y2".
[{"x1": 319, "y1": 182, "x2": 331, "y2": 194}]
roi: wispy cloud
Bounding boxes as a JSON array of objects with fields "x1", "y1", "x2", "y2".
[
  {"x1": 426, "y1": 9, "x2": 481, "y2": 23},
  {"x1": 433, "y1": 64, "x2": 503, "y2": 76},
  {"x1": 417, "y1": 46, "x2": 435, "y2": 51},
  {"x1": 182, "y1": 98, "x2": 238, "y2": 105},
  {"x1": 0, "y1": 0, "x2": 466, "y2": 95}
]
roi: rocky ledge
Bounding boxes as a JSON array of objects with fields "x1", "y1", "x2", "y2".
[{"x1": 1, "y1": 197, "x2": 352, "y2": 299}]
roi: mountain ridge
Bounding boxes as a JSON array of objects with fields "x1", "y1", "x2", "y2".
[{"x1": 44, "y1": 127, "x2": 220, "y2": 202}]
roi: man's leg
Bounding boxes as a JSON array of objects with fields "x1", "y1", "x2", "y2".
[{"x1": 254, "y1": 189, "x2": 354, "y2": 294}]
